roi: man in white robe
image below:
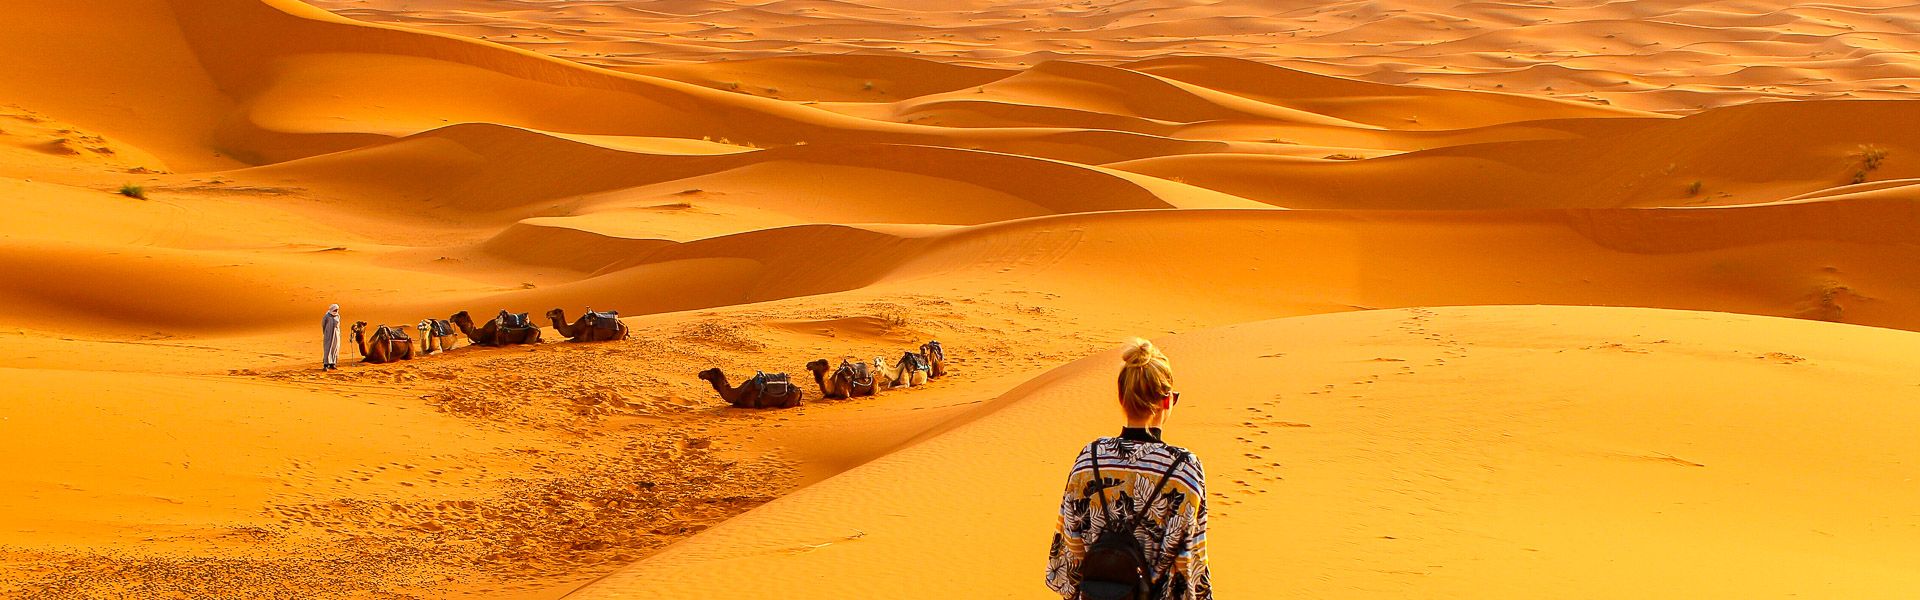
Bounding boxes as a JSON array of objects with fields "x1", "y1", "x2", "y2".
[{"x1": 322, "y1": 304, "x2": 341, "y2": 370}]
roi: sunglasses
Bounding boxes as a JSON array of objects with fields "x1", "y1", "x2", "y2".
[{"x1": 1170, "y1": 391, "x2": 1181, "y2": 406}]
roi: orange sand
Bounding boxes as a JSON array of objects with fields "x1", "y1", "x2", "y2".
[{"x1": 0, "y1": 0, "x2": 1915, "y2": 598}]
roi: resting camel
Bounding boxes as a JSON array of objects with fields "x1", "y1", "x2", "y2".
[
  {"x1": 897, "y1": 350, "x2": 932, "y2": 388},
  {"x1": 547, "y1": 308, "x2": 629, "y2": 342},
  {"x1": 806, "y1": 358, "x2": 879, "y2": 399},
  {"x1": 416, "y1": 318, "x2": 458, "y2": 354},
  {"x1": 351, "y1": 321, "x2": 416, "y2": 364},
  {"x1": 697, "y1": 368, "x2": 803, "y2": 409},
  {"x1": 450, "y1": 310, "x2": 543, "y2": 347},
  {"x1": 872, "y1": 353, "x2": 927, "y2": 389},
  {"x1": 921, "y1": 340, "x2": 946, "y2": 378}
]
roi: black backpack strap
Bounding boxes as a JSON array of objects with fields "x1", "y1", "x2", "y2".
[
  {"x1": 1137, "y1": 449, "x2": 1190, "y2": 594},
  {"x1": 1088, "y1": 441, "x2": 1113, "y2": 521},
  {"x1": 1130, "y1": 449, "x2": 1189, "y2": 531}
]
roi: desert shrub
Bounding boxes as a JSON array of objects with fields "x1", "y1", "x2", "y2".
[
  {"x1": 118, "y1": 183, "x2": 145, "y2": 199},
  {"x1": 878, "y1": 308, "x2": 910, "y2": 330},
  {"x1": 1852, "y1": 145, "x2": 1889, "y2": 184}
]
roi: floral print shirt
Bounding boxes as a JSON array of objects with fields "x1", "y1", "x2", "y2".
[{"x1": 1047, "y1": 428, "x2": 1211, "y2": 599}]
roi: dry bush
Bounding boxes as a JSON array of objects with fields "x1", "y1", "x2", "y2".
[
  {"x1": 1852, "y1": 145, "x2": 1889, "y2": 184},
  {"x1": 877, "y1": 308, "x2": 911, "y2": 331}
]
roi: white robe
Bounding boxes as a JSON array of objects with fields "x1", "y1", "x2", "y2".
[{"x1": 322, "y1": 307, "x2": 341, "y2": 366}]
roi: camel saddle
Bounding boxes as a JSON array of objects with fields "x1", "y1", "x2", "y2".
[
  {"x1": 586, "y1": 310, "x2": 621, "y2": 331},
  {"x1": 375, "y1": 325, "x2": 412, "y2": 341},
  {"x1": 430, "y1": 319, "x2": 455, "y2": 337},
  {"x1": 900, "y1": 351, "x2": 930, "y2": 372},
  {"x1": 749, "y1": 371, "x2": 793, "y2": 397},
  {"x1": 837, "y1": 360, "x2": 873, "y2": 388},
  {"x1": 497, "y1": 310, "x2": 533, "y2": 330}
]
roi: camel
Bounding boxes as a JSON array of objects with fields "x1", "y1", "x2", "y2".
[
  {"x1": 547, "y1": 308, "x2": 629, "y2": 342},
  {"x1": 806, "y1": 358, "x2": 879, "y2": 399},
  {"x1": 414, "y1": 321, "x2": 432, "y2": 354},
  {"x1": 921, "y1": 340, "x2": 946, "y2": 378},
  {"x1": 416, "y1": 318, "x2": 459, "y2": 354},
  {"x1": 871, "y1": 355, "x2": 902, "y2": 389},
  {"x1": 871, "y1": 352, "x2": 928, "y2": 389},
  {"x1": 350, "y1": 321, "x2": 416, "y2": 364},
  {"x1": 697, "y1": 368, "x2": 803, "y2": 409},
  {"x1": 449, "y1": 310, "x2": 543, "y2": 347},
  {"x1": 897, "y1": 350, "x2": 932, "y2": 388}
]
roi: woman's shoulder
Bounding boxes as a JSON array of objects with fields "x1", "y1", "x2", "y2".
[
  {"x1": 1081, "y1": 438, "x2": 1203, "y2": 467},
  {"x1": 1157, "y1": 442, "x2": 1204, "y2": 469},
  {"x1": 1151, "y1": 443, "x2": 1206, "y2": 490}
]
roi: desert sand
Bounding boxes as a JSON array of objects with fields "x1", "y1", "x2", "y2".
[{"x1": 0, "y1": 0, "x2": 1915, "y2": 598}]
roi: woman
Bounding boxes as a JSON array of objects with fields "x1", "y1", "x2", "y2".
[
  {"x1": 1046, "y1": 339, "x2": 1210, "y2": 600},
  {"x1": 321, "y1": 304, "x2": 341, "y2": 371}
]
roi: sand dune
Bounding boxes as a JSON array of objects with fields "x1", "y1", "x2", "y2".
[
  {"x1": 570, "y1": 306, "x2": 1920, "y2": 598},
  {"x1": 241, "y1": 123, "x2": 1211, "y2": 225},
  {"x1": 2, "y1": 0, "x2": 1918, "y2": 597},
  {"x1": 303, "y1": 0, "x2": 1920, "y2": 113},
  {"x1": 1113, "y1": 100, "x2": 1917, "y2": 209}
]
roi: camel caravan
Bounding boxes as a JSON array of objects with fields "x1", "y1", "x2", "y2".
[
  {"x1": 333, "y1": 303, "x2": 947, "y2": 412},
  {"x1": 345, "y1": 307, "x2": 625, "y2": 364},
  {"x1": 701, "y1": 340, "x2": 947, "y2": 410}
]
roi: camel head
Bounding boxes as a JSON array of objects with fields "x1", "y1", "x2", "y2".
[
  {"x1": 696, "y1": 368, "x2": 723, "y2": 384},
  {"x1": 351, "y1": 321, "x2": 367, "y2": 335},
  {"x1": 805, "y1": 359, "x2": 830, "y2": 376},
  {"x1": 450, "y1": 311, "x2": 472, "y2": 326},
  {"x1": 546, "y1": 308, "x2": 565, "y2": 321}
]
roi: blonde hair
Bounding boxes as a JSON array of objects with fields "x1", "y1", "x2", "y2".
[{"x1": 1117, "y1": 338, "x2": 1173, "y2": 419}]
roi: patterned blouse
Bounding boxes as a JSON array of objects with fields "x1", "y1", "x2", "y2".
[{"x1": 1046, "y1": 428, "x2": 1212, "y2": 599}]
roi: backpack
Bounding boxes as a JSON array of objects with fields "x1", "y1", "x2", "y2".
[{"x1": 1079, "y1": 447, "x2": 1189, "y2": 600}]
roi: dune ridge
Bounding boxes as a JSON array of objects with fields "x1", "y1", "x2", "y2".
[{"x1": 304, "y1": 0, "x2": 1920, "y2": 113}]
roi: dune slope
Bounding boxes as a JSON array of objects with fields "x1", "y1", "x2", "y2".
[{"x1": 571, "y1": 306, "x2": 1920, "y2": 599}]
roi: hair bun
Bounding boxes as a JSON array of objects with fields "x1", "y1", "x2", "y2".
[{"x1": 1122, "y1": 338, "x2": 1164, "y2": 367}]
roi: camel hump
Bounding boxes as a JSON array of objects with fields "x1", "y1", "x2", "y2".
[
  {"x1": 497, "y1": 311, "x2": 532, "y2": 329},
  {"x1": 586, "y1": 310, "x2": 622, "y2": 330},
  {"x1": 751, "y1": 371, "x2": 793, "y2": 396},
  {"x1": 901, "y1": 351, "x2": 928, "y2": 371},
  {"x1": 838, "y1": 360, "x2": 873, "y2": 387}
]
